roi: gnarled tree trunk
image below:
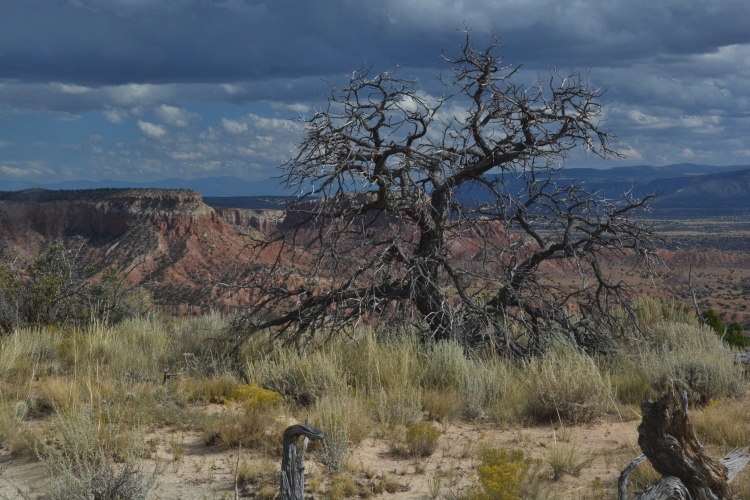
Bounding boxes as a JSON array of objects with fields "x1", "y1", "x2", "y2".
[
  {"x1": 619, "y1": 391, "x2": 750, "y2": 500},
  {"x1": 280, "y1": 423, "x2": 325, "y2": 500}
]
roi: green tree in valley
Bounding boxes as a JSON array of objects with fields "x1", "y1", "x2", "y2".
[
  {"x1": 0, "y1": 244, "x2": 151, "y2": 333},
  {"x1": 702, "y1": 309, "x2": 748, "y2": 348}
]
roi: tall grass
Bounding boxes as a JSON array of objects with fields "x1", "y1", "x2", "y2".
[
  {"x1": 313, "y1": 393, "x2": 371, "y2": 471},
  {"x1": 35, "y1": 407, "x2": 157, "y2": 500},
  {"x1": 525, "y1": 349, "x2": 612, "y2": 424},
  {"x1": 642, "y1": 322, "x2": 745, "y2": 403},
  {"x1": 0, "y1": 300, "x2": 746, "y2": 497}
]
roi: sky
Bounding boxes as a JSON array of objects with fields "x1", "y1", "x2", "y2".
[{"x1": 1, "y1": 0, "x2": 749, "y2": 186}]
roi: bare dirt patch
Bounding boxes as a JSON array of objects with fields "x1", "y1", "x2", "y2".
[{"x1": 1, "y1": 411, "x2": 646, "y2": 499}]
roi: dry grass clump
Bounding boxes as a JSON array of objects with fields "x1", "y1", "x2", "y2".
[
  {"x1": 422, "y1": 388, "x2": 464, "y2": 424},
  {"x1": 630, "y1": 296, "x2": 698, "y2": 329},
  {"x1": 0, "y1": 400, "x2": 32, "y2": 455},
  {"x1": 0, "y1": 327, "x2": 70, "y2": 393},
  {"x1": 248, "y1": 347, "x2": 346, "y2": 407},
  {"x1": 201, "y1": 385, "x2": 286, "y2": 451},
  {"x1": 185, "y1": 375, "x2": 242, "y2": 404},
  {"x1": 546, "y1": 434, "x2": 595, "y2": 481},
  {"x1": 404, "y1": 421, "x2": 440, "y2": 457},
  {"x1": 644, "y1": 322, "x2": 745, "y2": 404},
  {"x1": 342, "y1": 333, "x2": 421, "y2": 397},
  {"x1": 167, "y1": 311, "x2": 235, "y2": 377},
  {"x1": 625, "y1": 457, "x2": 660, "y2": 497},
  {"x1": 608, "y1": 356, "x2": 659, "y2": 405},
  {"x1": 461, "y1": 359, "x2": 506, "y2": 420},
  {"x1": 34, "y1": 407, "x2": 157, "y2": 500},
  {"x1": 692, "y1": 398, "x2": 750, "y2": 451},
  {"x1": 525, "y1": 349, "x2": 612, "y2": 424},
  {"x1": 420, "y1": 340, "x2": 471, "y2": 391},
  {"x1": 313, "y1": 393, "x2": 371, "y2": 472}
]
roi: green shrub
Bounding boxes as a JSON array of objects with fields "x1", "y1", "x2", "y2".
[
  {"x1": 701, "y1": 309, "x2": 748, "y2": 348},
  {"x1": 725, "y1": 322, "x2": 748, "y2": 348},
  {"x1": 0, "y1": 245, "x2": 151, "y2": 334},
  {"x1": 405, "y1": 421, "x2": 440, "y2": 457},
  {"x1": 702, "y1": 309, "x2": 725, "y2": 335}
]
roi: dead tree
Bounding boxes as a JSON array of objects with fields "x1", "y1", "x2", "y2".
[
  {"x1": 619, "y1": 392, "x2": 750, "y2": 499},
  {"x1": 235, "y1": 31, "x2": 659, "y2": 356},
  {"x1": 280, "y1": 423, "x2": 325, "y2": 500}
]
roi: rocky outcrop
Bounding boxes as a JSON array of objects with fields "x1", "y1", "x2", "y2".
[
  {"x1": 0, "y1": 188, "x2": 212, "y2": 243},
  {"x1": 214, "y1": 208, "x2": 284, "y2": 234},
  {"x1": 0, "y1": 188, "x2": 264, "y2": 313}
]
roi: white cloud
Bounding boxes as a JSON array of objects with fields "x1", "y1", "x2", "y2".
[
  {"x1": 55, "y1": 83, "x2": 91, "y2": 94},
  {"x1": 617, "y1": 145, "x2": 644, "y2": 161},
  {"x1": 222, "y1": 118, "x2": 248, "y2": 134},
  {"x1": 0, "y1": 165, "x2": 30, "y2": 176},
  {"x1": 104, "y1": 107, "x2": 127, "y2": 123},
  {"x1": 0, "y1": 162, "x2": 52, "y2": 177},
  {"x1": 137, "y1": 120, "x2": 167, "y2": 140},
  {"x1": 269, "y1": 101, "x2": 309, "y2": 113},
  {"x1": 221, "y1": 84, "x2": 245, "y2": 96},
  {"x1": 681, "y1": 148, "x2": 696, "y2": 158},
  {"x1": 104, "y1": 84, "x2": 175, "y2": 108},
  {"x1": 168, "y1": 151, "x2": 204, "y2": 160},
  {"x1": 155, "y1": 105, "x2": 201, "y2": 127}
]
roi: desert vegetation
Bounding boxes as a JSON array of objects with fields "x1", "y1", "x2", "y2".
[
  {"x1": 0, "y1": 296, "x2": 749, "y2": 498},
  {"x1": 1, "y1": 32, "x2": 749, "y2": 500}
]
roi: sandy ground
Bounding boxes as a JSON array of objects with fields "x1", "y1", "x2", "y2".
[{"x1": 0, "y1": 409, "x2": 647, "y2": 499}]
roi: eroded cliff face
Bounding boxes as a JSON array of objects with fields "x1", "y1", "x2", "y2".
[
  {"x1": 214, "y1": 208, "x2": 284, "y2": 234},
  {"x1": 0, "y1": 189, "x2": 213, "y2": 245},
  {"x1": 0, "y1": 189, "x2": 267, "y2": 313}
]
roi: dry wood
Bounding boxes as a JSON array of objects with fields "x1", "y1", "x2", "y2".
[
  {"x1": 619, "y1": 391, "x2": 750, "y2": 500},
  {"x1": 280, "y1": 423, "x2": 325, "y2": 500},
  {"x1": 233, "y1": 31, "x2": 660, "y2": 358}
]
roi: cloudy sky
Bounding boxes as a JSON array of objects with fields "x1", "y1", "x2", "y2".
[{"x1": 1, "y1": 0, "x2": 749, "y2": 186}]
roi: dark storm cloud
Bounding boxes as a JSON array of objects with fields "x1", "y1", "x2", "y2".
[
  {"x1": 2, "y1": 0, "x2": 748, "y2": 85},
  {"x1": 0, "y1": 0, "x2": 431, "y2": 84},
  {"x1": 2, "y1": 0, "x2": 750, "y2": 183}
]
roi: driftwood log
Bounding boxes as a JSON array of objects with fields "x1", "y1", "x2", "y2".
[
  {"x1": 619, "y1": 391, "x2": 750, "y2": 500},
  {"x1": 280, "y1": 423, "x2": 325, "y2": 500}
]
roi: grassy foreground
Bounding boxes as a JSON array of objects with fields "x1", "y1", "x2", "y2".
[{"x1": 0, "y1": 298, "x2": 749, "y2": 498}]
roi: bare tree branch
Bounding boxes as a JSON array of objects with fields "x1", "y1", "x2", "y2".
[{"x1": 232, "y1": 31, "x2": 660, "y2": 356}]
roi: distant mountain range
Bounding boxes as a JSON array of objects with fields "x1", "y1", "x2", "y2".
[
  {"x1": 2, "y1": 163, "x2": 749, "y2": 216},
  {"x1": 0, "y1": 176, "x2": 291, "y2": 197},
  {"x1": 557, "y1": 164, "x2": 750, "y2": 216}
]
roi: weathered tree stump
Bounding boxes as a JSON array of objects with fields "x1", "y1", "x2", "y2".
[
  {"x1": 619, "y1": 391, "x2": 750, "y2": 500},
  {"x1": 280, "y1": 423, "x2": 325, "y2": 500}
]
